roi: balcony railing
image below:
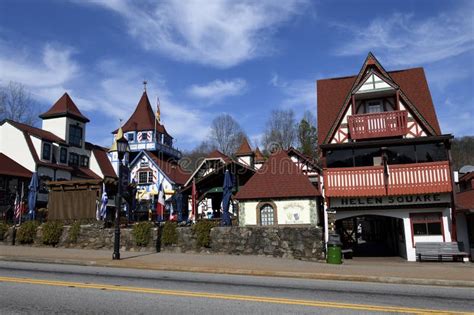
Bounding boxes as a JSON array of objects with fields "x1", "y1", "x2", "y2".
[
  {"x1": 324, "y1": 161, "x2": 452, "y2": 197},
  {"x1": 348, "y1": 110, "x2": 408, "y2": 140}
]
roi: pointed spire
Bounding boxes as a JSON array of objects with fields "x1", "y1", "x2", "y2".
[
  {"x1": 110, "y1": 122, "x2": 124, "y2": 152},
  {"x1": 254, "y1": 147, "x2": 265, "y2": 162},
  {"x1": 235, "y1": 137, "x2": 253, "y2": 156},
  {"x1": 40, "y1": 92, "x2": 89, "y2": 123}
]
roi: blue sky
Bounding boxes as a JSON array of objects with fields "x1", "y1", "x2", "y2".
[{"x1": 0, "y1": 0, "x2": 473, "y2": 151}]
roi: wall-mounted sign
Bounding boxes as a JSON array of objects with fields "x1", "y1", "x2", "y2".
[{"x1": 331, "y1": 193, "x2": 450, "y2": 208}]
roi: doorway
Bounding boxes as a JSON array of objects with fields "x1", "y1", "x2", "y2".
[{"x1": 336, "y1": 215, "x2": 405, "y2": 257}]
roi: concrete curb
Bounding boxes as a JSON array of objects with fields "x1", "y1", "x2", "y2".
[{"x1": 1, "y1": 255, "x2": 473, "y2": 288}]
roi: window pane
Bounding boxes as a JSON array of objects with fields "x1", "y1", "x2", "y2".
[
  {"x1": 427, "y1": 222, "x2": 442, "y2": 235},
  {"x1": 148, "y1": 172, "x2": 153, "y2": 183},
  {"x1": 416, "y1": 143, "x2": 447, "y2": 163},
  {"x1": 60, "y1": 148, "x2": 67, "y2": 163},
  {"x1": 413, "y1": 223, "x2": 427, "y2": 235},
  {"x1": 139, "y1": 172, "x2": 148, "y2": 184},
  {"x1": 386, "y1": 145, "x2": 416, "y2": 165},
  {"x1": 42, "y1": 143, "x2": 51, "y2": 160},
  {"x1": 69, "y1": 125, "x2": 83, "y2": 147},
  {"x1": 354, "y1": 148, "x2": 381, "y2": 167},
  {"x1": 260, "y1": 205, "x2": 274, "y2": 226},
  {"x1": 326, "y1": 149, "x2": 353, "y2": 168}
]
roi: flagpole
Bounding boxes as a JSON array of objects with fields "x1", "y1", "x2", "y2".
[{"x1": 19, "y1": 182, "x2": 24, "y2": 225}]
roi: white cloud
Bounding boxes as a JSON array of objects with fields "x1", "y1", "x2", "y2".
[
  {"x1": 438, "y1": 97, "x2": 474, "y2": 136},
  {"x1": 270, "y1": 73, "x2": 315, "y2": 112},
  {"x1": 0, "y1": 42, "x2": 79, "y2": 100},
  {"x1": 187, "y1": 79, "x2": 247, "y2": 104},
  {"x1": 80, "y1": 0, "x2": 309, "y2": 68},
  {"x1": 334, "y1": 7, "x2": 474, "y2": 66}
]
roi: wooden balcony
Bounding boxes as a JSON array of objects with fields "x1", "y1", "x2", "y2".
[
  {"x1": 348, "y1": 110, "x2": 408, "y2": 140},
  {"x1": 324, "y1": 161, "x2": 452, "y2": 197}
]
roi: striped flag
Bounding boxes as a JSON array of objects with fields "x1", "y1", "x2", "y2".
[
  {"x1": 14, "y1": 192, "x2": 21, "y2": 221},
  {"x1": 156, "y1": 97, "x2": 161, "y2": 123},
  {"x1": 97, "y1": 183, "x2": 108, "y2": 220},
  {"x1": 156, "y1": 180, "x2": 165, "y2": 221}
]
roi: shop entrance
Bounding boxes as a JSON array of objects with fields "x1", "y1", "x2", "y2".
[{"x1": 336, "y1": 215, "x2": 405, "y2": 257}]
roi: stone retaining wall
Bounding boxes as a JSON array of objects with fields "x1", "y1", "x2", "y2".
[{"x1": 1, "y1": 224, "x2": 324, "y2": 261}]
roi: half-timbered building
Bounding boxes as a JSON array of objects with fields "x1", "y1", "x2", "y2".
[
  {"x1": 110, "y1": 90, "x2": 188, "y2": 218},
  {"x1": 318, "y1": 53, "x2": 456, "y2": 261}
]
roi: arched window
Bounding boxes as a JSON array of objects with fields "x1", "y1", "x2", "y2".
[{"x1": 260, "y1": 204, "x2": 274, "y2": 226}]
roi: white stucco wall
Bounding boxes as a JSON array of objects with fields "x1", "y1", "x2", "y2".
[
  {"x1": 334, "y1": 207, "x2": 452, "y2": 261},
  {"x1": 237, "y1": 155, "x2": 252, "y2": 167},
  {"x1": 89, "y1": 151, "x2": 104, "y2": 179},
  {"x1": 0, "y1": 123, "x2": 37, "y2": 172},
  {"x1": 42, "y1": 117, "x2": 67, "y2": 140},
  {"x1": 239, "y1": 198, "x2": 318, "y2": 226}
]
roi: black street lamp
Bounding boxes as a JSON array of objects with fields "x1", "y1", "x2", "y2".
[{"x1": 110, "y1": 134, "x2": 129, "y2": 260}]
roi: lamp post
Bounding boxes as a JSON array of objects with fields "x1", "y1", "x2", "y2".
[{"x1": 111, "y1": 135, "x2": 129, "y2": 260}]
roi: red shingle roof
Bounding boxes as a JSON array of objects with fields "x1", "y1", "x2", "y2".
[
  {"x1": 148, "y1": 152, "x2": 189, "y2": 185},
  {"x1": 317, "y1": 67, "x2": 442, "y2": 145},
  {"x1": 0, "y1": 153, "x2": 32, "y2": 178},
  {"x1": 73, "y1": 167, "x2": 101, "y2": 180},
  {"x1": 254, "y1": 147, "x2": 265, "y2": 163},
  {"x1": 40, "y1": 93, "x2": 90, "y2": 123},
  {"x1": 236, "y1": 138, "x2": 253, "y2": 155},
  {"x1": 207, "y1": 150, "x2": 232, "y2": 163},
  {"x1": 88, "y1": 143, "x2": 117, "y2": 178},
  {"x1": 115, "y1": 92, "x2": 169, "y2": 136},
  {"x1": 235, "y1": 150, "x2": 320, "y2": 200},
  {"x1": 457, "y1": 190, "x2": 474, "y2": 210},
  {"x1": 5, "y1": 120, "x2": 67, "y2": 144}
]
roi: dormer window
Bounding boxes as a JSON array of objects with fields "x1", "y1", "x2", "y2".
[
  {"x1": 69, "y1": 125, "x2": 83, "y2": 147},
  {"x1": 42, "y1": 142, "x2": 52, "y2": 160}
]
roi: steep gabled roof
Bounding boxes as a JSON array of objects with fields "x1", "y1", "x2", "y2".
[
  {"x1": 4, "y1": 119, "x2": 67, "y2": 144},
  {"x1": 254, "y1": 147, "x2": 265, "y2": 163},
  {"x1": 235, "y1": 150, "x2": 320, "y2": 200},
  {"x1": 114, "y1": 91, "x2": 169, "y2": 136},
  {"x1": 235, "y1": 138, "x2": 253, "y2": 156},
  {"x1": 207, "y1": 149, "x2": 232, "y2": 163},
  {"x1": 40, "y1": 93, "x2": 90, "y2": 123},
  {"x1": 0, "y1": 153, "x2": 32, "y2": 178},
  {"x1": 317, "y1": 54, "x2": 441, "y2": 145},
  {"x1": 147, "y1": 151, "x2": 189, "y2": 185},
  {"x1": 86, "y1": 142, "x2": 117, "y2": 178}
]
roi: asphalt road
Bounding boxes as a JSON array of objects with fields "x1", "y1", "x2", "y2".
[{"x1": 0, "y1": 261, "x2": 472, "y2": 314}]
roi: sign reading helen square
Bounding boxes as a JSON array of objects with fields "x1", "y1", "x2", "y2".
[{"x1": 331, "y1": 193, "x2": 451, "y2": 208}]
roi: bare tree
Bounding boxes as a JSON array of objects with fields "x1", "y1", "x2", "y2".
[
  {"x1": 209, "y1": 114, "x2": 245, "y2": 156},
  {"x1": 297, "y1": 110, "x2": 318, "y2": 159},
  {"x1": 180, "y1": 140, "x2": 217, "y2": 172},
  {"x1": 0, "y1": 81, "x2": 39, "y2": 126},
  {"x1": 263, "y1": 109, "x2": 296, "y2": 151}
]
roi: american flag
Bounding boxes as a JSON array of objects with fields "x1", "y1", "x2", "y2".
[
  {"x1": 14, "y1": 192, "x2": 21, "y2": 221},
  {"x1": 14, "y1": 183, "x2": 26, "y2": 223}
]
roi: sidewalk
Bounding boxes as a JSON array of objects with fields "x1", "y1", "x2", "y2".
[{"x1": 0, "y1": 245, "x2": 472, "y2": 287}]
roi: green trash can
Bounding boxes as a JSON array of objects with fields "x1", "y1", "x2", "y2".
[
  {"x1": 326, "y1": 244, "x2": 342, "y2": 264},
  {"x1": 326, "y1": 233, "x2": 343, "y2": 264}
]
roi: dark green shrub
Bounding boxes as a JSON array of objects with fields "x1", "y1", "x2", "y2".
[
  {"x1": 132, "y1": 222, "x2": 153, "y2": 247},
  {"x1": 0, "y1": 223, "x2": 9, "y2": 241},
  {"x1": 17, "y1": 221, "x2": 39, "y2": 244},
  {"x1": 41, "y1": 221, "x2": 63, "y2": 246},
  {"x1": 161, "y1": 222, "x2": 178, "y2": 246},
  {"x1": 193, "y1": 220, "x2": 218, "y2": 248},
  {"x1": 68, "y1": 221, "x2": 81, "y2": 243}
]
